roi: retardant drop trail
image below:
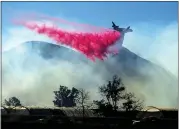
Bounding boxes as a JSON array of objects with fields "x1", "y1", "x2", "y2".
[{"x1": 19, "y1": 21, "x2": 121, "y2": 61}]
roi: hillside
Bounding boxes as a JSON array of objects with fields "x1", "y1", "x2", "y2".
[{"x1": 2, "y1": 41, "x2": 178, "y2": 107}]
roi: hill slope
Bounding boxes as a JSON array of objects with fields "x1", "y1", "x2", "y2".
[{"x1": 2, "y1": 41, "x2": 178, "y2": 107}]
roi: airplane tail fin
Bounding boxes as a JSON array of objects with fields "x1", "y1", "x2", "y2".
[
  {"x1": 112, "y1": 21, "x2": 119, "y2": 28},
  {"x1": 112, "y1": 21, "x2": 115, "y2": 27},
  {"x1": 125, "y1": 26, "x2": 133, "y2": 32},
  {"x1": 126, "y1": 26, "x2": 130, "y2": 29}
]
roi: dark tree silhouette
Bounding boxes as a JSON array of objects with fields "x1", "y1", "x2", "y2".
[
  {"x1": 4, "y1": 97, "x2": 22, "y2": 106},
  {"x1": 98, "y1": 75, "x2": 125, "y2": 111},
  {"x1": 53, "y1": 85, "x2": 79, "y2": 107},
  {"x1": 122, "y1": 92, "x2": 144, "y2": 111},
  {"x1": 93, "y1": 99, "x2": 113, "y2": 111}
]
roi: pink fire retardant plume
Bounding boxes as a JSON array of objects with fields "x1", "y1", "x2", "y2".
[{"x1": 15, "y1": 18, "x2": 121, "y2": 61}]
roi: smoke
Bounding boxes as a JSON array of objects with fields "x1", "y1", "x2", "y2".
[
  {"x1": 124, "y1": 22, "x2": 178, "y2": 77},
  {"x1": 2, "y1": 20, "x2": 178, "y2": 108}
]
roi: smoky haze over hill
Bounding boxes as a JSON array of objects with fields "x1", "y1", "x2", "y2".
[{"x1": 2, "y1": 41, "x2": 178, "y2": 108}]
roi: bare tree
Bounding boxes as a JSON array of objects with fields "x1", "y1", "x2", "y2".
[{"x1": 76, "y1": 88, "x2": 90, "y2": 118}]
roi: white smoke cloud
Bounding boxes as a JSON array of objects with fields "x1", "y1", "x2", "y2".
[
  {"x1": 2, "y1": 20, "x2": 178, "y2": 108},
  {"x1": 124, "y1": 22, "x2": 178, "y2": 77}
]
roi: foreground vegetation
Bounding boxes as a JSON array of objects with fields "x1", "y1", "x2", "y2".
[
  {"x1": 3, "y1": 75, "x2": 144, "y2": 115},
  {"x1": 2, "y1": 75, "x2": 178, "y2": 129}
]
